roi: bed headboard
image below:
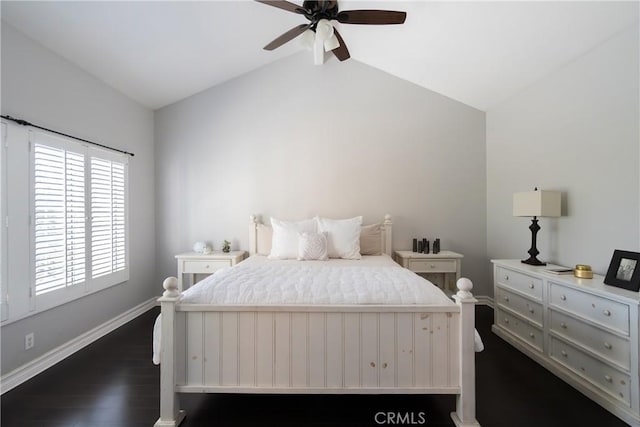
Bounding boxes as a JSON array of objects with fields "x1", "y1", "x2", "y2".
[{"x1": 249, "y1": 214, "x2": 393, "y2": 257}]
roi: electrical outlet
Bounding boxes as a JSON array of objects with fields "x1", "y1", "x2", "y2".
[{"x1": 25, "y1": 333, "x2": 34, "y2": 350}]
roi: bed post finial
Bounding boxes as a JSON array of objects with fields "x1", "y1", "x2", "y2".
[
  {"x1": 384, "y1": 214, "x2": 392, "y2": 225},
  {"x1": 455, "y1": 278, "x2": 474, "y2": 300},
  {"x1": 162, "y1": 277, "x2": 180, "y2": 298}
]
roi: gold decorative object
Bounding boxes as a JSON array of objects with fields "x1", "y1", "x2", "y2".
[{"x1": 574, "y1": 264, "x2": 593, "y2": 279}]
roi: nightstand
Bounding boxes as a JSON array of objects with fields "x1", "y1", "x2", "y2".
[
  {"x1": 175, "y1": 251, "x2": 246, "y2": 291},
  {"x1": 393, "y1": 250, "x2": 463, "y2": 292}
]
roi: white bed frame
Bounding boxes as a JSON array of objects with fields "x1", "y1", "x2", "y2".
[{"x1": 155, "y1": 215, "x2": 480, "y2": 427}]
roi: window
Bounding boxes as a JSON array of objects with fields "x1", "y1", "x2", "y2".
[{"x1": 31, "y1": 130, "x2": 129, "y2": 311}]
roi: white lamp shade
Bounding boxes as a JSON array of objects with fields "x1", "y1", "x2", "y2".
[{"x1": 513, "y1": 190, "x2": 561, "y2": 217}]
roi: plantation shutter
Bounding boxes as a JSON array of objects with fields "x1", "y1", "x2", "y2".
[
  {"x1": 31, "y1": 130, "x2": 129, "y2": 311},
  {"x1": 33, "y1": 143, "x2": 86, "y2": 295},
  {"x1": 91, "y1": 157, "x2": 126, "y2": 278}
]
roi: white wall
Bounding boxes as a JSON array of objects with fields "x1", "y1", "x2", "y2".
[
  {"x1": 0, "y1": 23, "x2": 156, "y2": 374},
  {"x1": 486, "y1": 24, "x2": 640, "y2": 283},
  {"x1": 154, "y1": 53, "x2": 488, "y2": 293}
]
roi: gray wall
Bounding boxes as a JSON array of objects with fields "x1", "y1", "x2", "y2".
[
  {"x1": 486, "y1": 24, "x2": 640, "y2": 282},
  {"x1": 0, "y1": 23, "x2": 156, "y2": 374},
  {"x1": 154, "y1": 53, "x2": 488, "y2": 293}
]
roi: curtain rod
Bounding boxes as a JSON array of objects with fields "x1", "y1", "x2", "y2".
[{"x1": 1, "y1": 115, "x2": 135, "y2": 157}]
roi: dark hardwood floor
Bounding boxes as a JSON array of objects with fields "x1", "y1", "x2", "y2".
[{"x1": 1, "y1": 305, "x2": 629, "y2": 427}]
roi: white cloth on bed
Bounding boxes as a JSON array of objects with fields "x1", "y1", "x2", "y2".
[
  {"x1": 180, "y1": 255, "x2": 454, "y2": 306},
  {"x1": 152, "y1": 255, "x2": 483, "y2": 364}
]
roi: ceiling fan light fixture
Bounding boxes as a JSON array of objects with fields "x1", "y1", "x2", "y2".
[
  {"x1": 324, "y1": 33, "x2": 340, "y2": 51},
  {"x1": 300, "y1": 29, "x2": 315, "y2": 50},
  {"x1": 315, "y1": 19, "x2": 333, "y2": 41},
  {"x1": 257, "y1": 0, "x2": 407, "y2": 64}
]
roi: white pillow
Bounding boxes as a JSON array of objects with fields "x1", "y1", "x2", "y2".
[
  {"x1": 316, "y1": 216, "x2": 363, "y2": 259},
  {"x1": 268, "y1": 217, "x2": 317, "y2": 259},
  {"x1": 298, "y1": 231, "x2": 329, "y2": 261}
]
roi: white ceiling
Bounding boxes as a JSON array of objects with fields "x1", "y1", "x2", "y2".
[{"x1": 2, "y1": 1, "x2": 638, "y2": 111}]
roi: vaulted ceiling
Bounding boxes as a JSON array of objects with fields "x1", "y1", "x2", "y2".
[{"x1": 2, "y1": 1, "x2": 638, "y2": 111}]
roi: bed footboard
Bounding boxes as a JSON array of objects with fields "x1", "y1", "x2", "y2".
[{"x1": 155, "y1": 278, "x2": 480, "y2": 427}]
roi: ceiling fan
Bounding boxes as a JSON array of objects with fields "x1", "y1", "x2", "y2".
[{"x1": 256, "y1": 0, "x2": 407, "y2": 62}]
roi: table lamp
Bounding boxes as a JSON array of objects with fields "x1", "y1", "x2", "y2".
[{"x1": 513, "y1": 188, "x2": 561, "y2": 266}]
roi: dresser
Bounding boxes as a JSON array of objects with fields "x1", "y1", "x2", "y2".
[
  {"x1": 175, "y1": 251, "x2": 246, "y2": 291},
  {"x1": 394, "y1": 250, "x2": 463, "y2": 293},
  {"x1": 492, "y1": 260, "x2": 640, "y2": 426}
]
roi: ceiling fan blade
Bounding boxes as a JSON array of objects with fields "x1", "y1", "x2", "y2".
[
  {"x1": 263, "y1": 23, "x2": 312, "y2": 51},
  {"x1": 255, "y1": 0, "x2": 307, "y2": 15},
  {"x1": 331, "y1": 28, "x2": 350, "y2": 61},
  {"x1": 336, "y1": 10, "x2": 406, "y2": 25}
]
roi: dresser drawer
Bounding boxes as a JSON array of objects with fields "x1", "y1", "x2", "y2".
[
  {"x1": 495, "y1": 267, "x2": 542, "y2": 300},
  {"x1": 408, "y1": 259, "x2": 457, "y2": 273},
  {"x1": 183, "y1": 260, "x2": 231, "y2": 274},
  {"x1": 496, "y1": 287, "x2": 543, "y2": 326},
  {"x1": 549, "y1": 310, "x2": 630, "y2": 370},
  {"x1": 496, "y1": 309, "x2": 543, "y2": 352},
  {"x1": 549, "y1": 283, "x2": 629, "y2": 335},
  {"x1": 550, "y1": 336, "x2": 631, "y2": 406}
]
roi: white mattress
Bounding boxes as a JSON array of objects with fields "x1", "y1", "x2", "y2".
[{"x1": 180, "y1": 254, "x2": 454, "y2": 306}]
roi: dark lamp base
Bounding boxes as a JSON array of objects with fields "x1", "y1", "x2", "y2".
[
  {"x1": 522, "y1": 257, "x2": 546, "y2": 266},
  {"x1": 522, "y1": 216, "x2": 546, "y2": 266}
]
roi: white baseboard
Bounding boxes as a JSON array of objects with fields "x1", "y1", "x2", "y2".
[
  {"x1": 475, "y1": 295, "x2": 494, "y2": 308},
  {"x1": 1, "y1": 296, "x2": 157, "y2": 394}
]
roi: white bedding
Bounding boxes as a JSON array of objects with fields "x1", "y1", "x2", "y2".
[
  {"x1": 153, "y1": 255, "x2": 483, "y2": 364},
  {"x1": 180, "y1": 254, "x2": 454, "y2": 306}
]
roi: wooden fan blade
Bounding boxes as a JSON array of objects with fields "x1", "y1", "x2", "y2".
[
  {"x1": 331, "y1": 28, "x2": 350, "y2": 61},
  {"x1": 264, "y1": 23, "x2": 312, "y2": 50},
  {"x1": 337, "y1": 10, "x2": 406, "y2": 25},
  {"x1": 255, "y1": 0, "x2": 307, "y2": 15}
]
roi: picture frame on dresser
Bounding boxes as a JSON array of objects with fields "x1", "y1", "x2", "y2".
[{"x1": 604, "y1": 249, "x2": 640, "y2": 292}]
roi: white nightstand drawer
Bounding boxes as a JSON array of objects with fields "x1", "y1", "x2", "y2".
[
  {"x1": 496, "y1": 308, "x2": 543, "y2": 352},
  {"x1": 496, "y1": 266, "x2": 542, "y2": 300},
  {"x1": 408, "y1": 259, "x2": 457, "y2": 273},
  {"x1": 183, "y1": 260, "x2": 231, "y2": 274},
  {"x1": 550, "y1": 336, "x2": 631, "y2": 406},
  {"x1": 496, "y1": 287, "x2": 542, "y2": 326},
  {"x1": 549, "y1": 309, "x2": 630, "y2": 370},
  {"x1": 549, "y1": 283, "x2": 629, "y2": 335}
]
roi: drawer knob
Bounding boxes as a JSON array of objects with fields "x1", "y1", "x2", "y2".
[
  {"x1": 504, "y1": 296, "x2": 509, "y2": 302},
  {"x1": 561, "y1": 350, "x2": 568, "y2": 357},
  {"x1": 528, "y1": 308, "x2": 535, "y2": 313},
  {"x1": 560, "y1": 295, "x2": 567, "y2": 301},
  {"x1": 529, "y1": 332, "x2": 535, "y2": 338},
  {"x1": 560, "y1": 322, "x2": 567, "y2": 329},
  {"x1": 205, "y1": 264, "x2": 210, "y2": 268},
  {"x1": 504, "y1": 275, "x2": 509, "y2": 281},
  {"x1": 504, "y1": 318, "x2": 509, "y2": 324},
  {"x1": 605, "y1": 375, "x2": 613, "y2": 383},
  {"x1": 430, "y1": 264, "x2": 436, "y2": 268},
  {"x1": 604, "y1": 342, "x2": 612, "y2": 350},
  {"x1": 603, "y1": 309, "x2": 611, "y2": 317},
  {"x1": 529, "y1": 283, "x2": 535, "y2": 289}
]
